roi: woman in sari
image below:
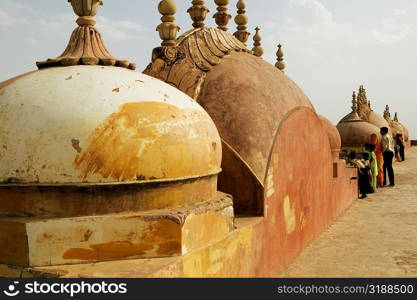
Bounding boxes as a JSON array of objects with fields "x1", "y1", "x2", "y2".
[{"x1": 370, "y1": 133, "x2": 384, "y2": 187}]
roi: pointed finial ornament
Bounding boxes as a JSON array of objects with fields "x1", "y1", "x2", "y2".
[
  {"x1": 36, "y1": 0, "x2": 135, "y2": 70},
  {"x1": 233, "y1": 0, "x2": 250, "y2": 45},
  {"x1": 157, "y1": 0, "x2": 180, "y2": 47},
  {"x1": 188, "y1": 0, "x2": 209, "y2": 29},
  {"x1": 384, "y1": 104, "x2": 391, "y2": 120},
  {"x1": 394, "y1": 112, "x2": 399, "y2": 122},
  {"x1": 214, "y1": 0, "x2": 232, "y2": 31},
  {"x1": 252, "y1": 27, "x2": 263, "y2": 57},
  {"x1": 275, "y1": 44, "x2": 285, "y2": 72},
  {"x1": 352, "y1": 91, "x2": 358, "y2": 113}
]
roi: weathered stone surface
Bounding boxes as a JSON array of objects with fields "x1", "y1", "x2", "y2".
[{"x1": 0, "y1": 194, "x2": 233, "y2": 267}]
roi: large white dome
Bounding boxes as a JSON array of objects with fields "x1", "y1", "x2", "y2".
[{"x1": 0, "y1": 66, "x2": 221, "y2": 184}]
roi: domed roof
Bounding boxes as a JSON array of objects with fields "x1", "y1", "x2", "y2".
[
  {"x1": 197, "y1": 52, "x2": 313, "y2": 179},
  {"x1": 0, "y1": 66, "x2": 221, "y2": 184},
  {"x1": 145, "y1": 27, "x2": 313, "y2": 181},
  {"x1": 337, "y1": 112, "x2": 380, "y2": 149},
  {"x1": 319, "y1": 115, "x2": 341, "y2": 152},
  {"x1": 368, "y1": 111, "x2": 389, "y2": 129},
  {"x1": 390, "y1": 120, "x2": 404, "y2": 137}
]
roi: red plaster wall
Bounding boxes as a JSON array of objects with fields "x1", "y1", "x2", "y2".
[{"x1": 251, "y1": 107, "x2": 357, "y2": 276}]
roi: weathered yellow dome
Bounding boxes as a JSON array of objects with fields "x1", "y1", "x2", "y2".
[{"x1": 0, "y1": 66, "x2": 221, "y2": 184}]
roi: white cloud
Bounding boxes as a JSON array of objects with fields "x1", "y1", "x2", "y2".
[
  {"x1": 0, "y1": 8, "x2": 28, "y2": 27},
  {"x1": 96, "y1": 16, "x2": 147, "y2": 41}
]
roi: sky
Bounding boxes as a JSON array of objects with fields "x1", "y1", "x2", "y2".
[{"x1": 1, "y1": 0, "x2": 416, "y2": 138}]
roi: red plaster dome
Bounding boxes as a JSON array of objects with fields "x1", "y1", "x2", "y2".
[{"x1": 319, "y1": 115, "x2": 341, "y2": 160}]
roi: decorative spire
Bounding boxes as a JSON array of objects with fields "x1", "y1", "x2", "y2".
[
  {"x1": 233, "y1": 0, "x2": 250, "y2": 45},
  {"x1": 252, "y1": 27, "x2": 263, "y2": 57},
  {"x1": 157, "y1": 0, "x2": 180, "y2": 47},
  {"x1": 394, "y1": 112, "x2": 399, "y2": 122},
  {"x1": 213, "y1": 0, "x2": 232, "y2": 31},
  {"x1": 357, "y1": 85, "x2": 368, "y2": 104},
  {"x1": 36, "y1": 0, "x2": 135, "y2": 70},
  {"x1": 188, "y1": 0, "x2": 209, "y2": 29},
  {"x1": 352, "y1": 91, "x2": 358, "y2": 113},
  {"x1": 275, "y1": 44, "x2": 285, "y2": 72},
  {"x1": 384, "y1": 105, "x2": 391, "y2": 120}
]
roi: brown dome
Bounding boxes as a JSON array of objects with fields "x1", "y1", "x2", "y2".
[
  {"x1": 337, "y1": 113, "x2": 380, "y2": 150},
  {"x1": 144, "y1": 27, "x2": 315, "y2": 215},
  {"x1": 368, "y1": 111, "x2": 389, "y2": 129},
  {"x1": 197, "y1": 52, "x2": 313, "y2": 180},
  {"x1": 319, "y1": 115, "x2": 341, "y2": 160},
  {"x1": 390, "y1": 120, "x2": 404, "y2": 137},
  {"x1": 144, "y1": 27, "x2": 314, "y2": 181}
]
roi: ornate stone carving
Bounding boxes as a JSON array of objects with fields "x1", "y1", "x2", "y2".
[
  {"x1": 233, "y1": 0, "x2": 250, "y2": 45},
  {"x1": 384, "y1": 105, "x2": 391, "y2": 121},
  {"x1": 144, "y1": 27, "x2": 248, "y2": 99},
  {"x1": 213, "y1": 0, "x2": 232, "y2": 31},
  {"x1": 275, "y1": 44, "x2": 285, "y2": 72},
  {"x1": 36, "y1": 0, "x2": 135, "y2": 70},
  {"x1": 157, "y1": 0, "x2": 181, "y2": 47},
  {"x1": 252, "y1": 27, "x2": 263, "y2": 58},
  {"x1": 188, "y1": 0, "x2": 209, "y2": 29}
]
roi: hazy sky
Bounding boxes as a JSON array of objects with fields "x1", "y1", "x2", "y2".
[{"x1": 1, "y1": 0, "x2": 416, "y2": 138}]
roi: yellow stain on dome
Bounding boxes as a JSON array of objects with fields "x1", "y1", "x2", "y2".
[
  {"x1": 283, "y1": 195, "x2": 296, "y2": 234},
  {"x1": 74, "y1": 102, "x2": 221, "y2": 181}
]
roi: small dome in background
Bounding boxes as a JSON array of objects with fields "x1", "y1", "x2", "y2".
[
  {"x1": 319, "y1": 115, "x2": 341, "y2": 160},
  {"x1": 368, "y1": 111, "x2": 389, "y2": 130},
  {"x1": 337, "y1": 91, "x2": 380, "y2": 150}
]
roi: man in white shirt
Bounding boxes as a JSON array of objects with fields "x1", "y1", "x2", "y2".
[{"x1": 380, "y1": 127, "x2": 395, "y2": 186}]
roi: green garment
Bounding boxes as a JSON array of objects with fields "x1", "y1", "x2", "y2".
[{"x1": 369, "y1": 152, "x2": 378, "y2": 176}]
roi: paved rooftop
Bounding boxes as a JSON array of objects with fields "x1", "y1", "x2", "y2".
[{"x1": 283, "y1": 146, "x2": 417, "y2": 277}]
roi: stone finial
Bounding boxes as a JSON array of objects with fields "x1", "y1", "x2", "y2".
[
  {"x1": 233, "y1": 0, "x2": 250, "y2": 45},
  {"x1": 384, "y1": 105, "x2": 391, "y2": 119},
  {"x1": 188, "y1": 0, "x2": 209, "y2": 29},
  {"x1": 275, "y1": 44, "x2": 285, "y2": 72},
  {"x1": 157, "y1": 0, "x2": 180, "y2": 47},
  {"x1": 394, "y1": 112, "x2": 399, "y2": 122},
  {"x1": 252, "y1": 27, "x2": 263, "y2": 57},
  {"x1": 213, "y1": 0, "x2": 232, "y2": 31},
  {"x1": 352, "y1": 91, "x2": 358, "y2": 113},
  {"x1": 36, "y1": 0, "x2": 135, "y2": 70}
]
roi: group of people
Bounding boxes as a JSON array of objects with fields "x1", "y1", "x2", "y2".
[{"x1": 349, "y1": 127, "x2": 405, "y2": 199}]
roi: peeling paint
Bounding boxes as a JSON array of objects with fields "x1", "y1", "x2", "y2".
[
  {"x1": 74, "y1": 101, "x2": 221, "y2": 181},
  {"x1": 266, "y1": 165, "x2": 275, "y2": 198},
  {"x1": 283, "y1": 196, "x2": 296, "y2": 234}
]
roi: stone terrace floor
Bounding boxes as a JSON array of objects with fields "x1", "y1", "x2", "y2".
[{"x1": 283, "y1": 146, "x2": 417, "y2": 277}]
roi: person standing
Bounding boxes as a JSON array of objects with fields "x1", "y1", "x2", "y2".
[
  {"x1": 349, "y1": 151, "x2": 370, "y2": 199},
  {"x1": 370, "y1": 133, "x2": 384, "y2": 187},
  {"x1": 365, "y1": 143, "x2": 378, "y2": 192},
  {"x1": 395, "y1": 133, "x2": 405, "y2": 161},
  {"x1": 380, "y1": 127, "x2": 395, "y2": 186}
]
